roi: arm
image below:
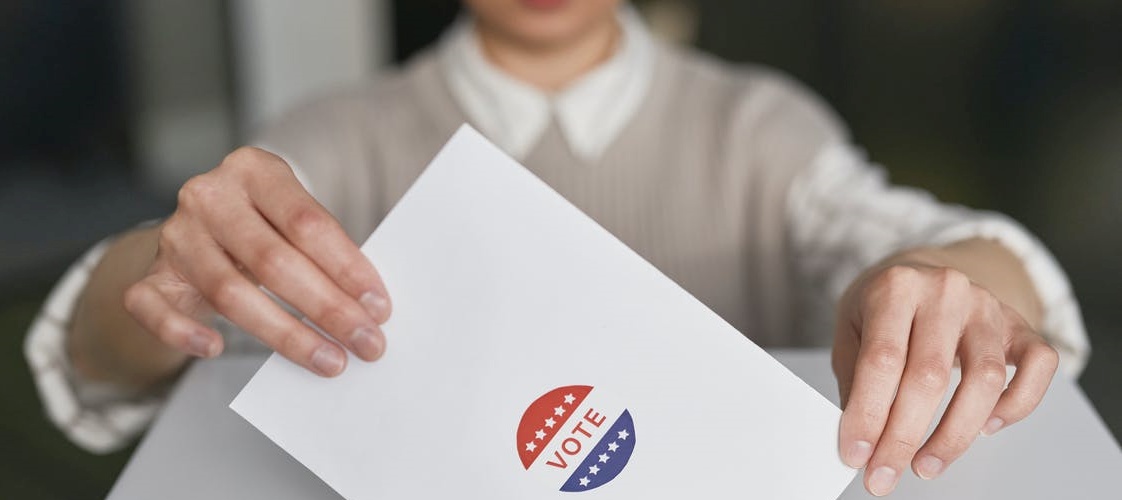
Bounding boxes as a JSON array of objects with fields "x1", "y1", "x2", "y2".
[{"x1": 66, "y1": 226, "x2": 187, "y2": 391}]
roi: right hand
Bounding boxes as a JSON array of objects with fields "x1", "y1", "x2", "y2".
[{"x1": 123, "y1": 147, "x2": 392, "y2": 377}]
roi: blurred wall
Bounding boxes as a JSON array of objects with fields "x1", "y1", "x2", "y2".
[
  {"x1": 695, "y1": 0, "x2": 1122, "y2": 435},
  {"x1": 127, "y1": 0, "x2": 391, "y2": 195},
  {"x1": 125, "y1": 0, "x2": 234, "y2": 195}
]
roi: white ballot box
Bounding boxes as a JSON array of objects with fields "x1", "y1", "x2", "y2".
[{"x1": 106, "y1": 352, "x2": 1122, "y2": 500}]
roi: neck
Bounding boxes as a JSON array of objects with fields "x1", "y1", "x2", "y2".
[{"x1": 475, "y1": 17, "x2": 621, "y2": 92}]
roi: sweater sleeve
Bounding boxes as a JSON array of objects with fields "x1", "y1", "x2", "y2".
[
  {"x1": 785, "y1": 142, "x2": 1090, "y2": 376},
  {"x1": 249, "y1": 89, "x2": 382, "y2": 241},
  {"x1": 23, "y1": 238, "x2": 165, "y2": 453}
]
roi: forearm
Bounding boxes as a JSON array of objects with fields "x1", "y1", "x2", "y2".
[
  {"x1": 66, "y1": 225, "x2": 190, "y2": 391},
  {"x1": 877, "y1": 237, "x2": 1044, "y2": 329}
]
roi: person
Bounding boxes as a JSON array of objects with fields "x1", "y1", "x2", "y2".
[{"x1": 24, "y1": 0, "x2": 1088, "y2": 496}]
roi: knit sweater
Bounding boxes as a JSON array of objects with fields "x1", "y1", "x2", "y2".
[{"x1": 259, "y1": 44, "x2": 846, "y2": 347}]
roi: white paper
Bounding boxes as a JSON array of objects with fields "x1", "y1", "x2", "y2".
[{"x1": 231, "y1": 125, "x2": 856, "y2": 499}]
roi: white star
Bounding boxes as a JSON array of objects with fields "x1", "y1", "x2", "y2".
[
  {"x1": 617, "y1": 429, "x2": 629, "y2": 440},
  {"x1": 607, "y1": 442, "x2": 619, "y2": 452},
  {"x1": 563, "y1": 393, "x2": 576, "y2": 405},
  {"x1": 579, "y1": 476, "x2": 590, "y2": 487},
  {"x1": 545, "y1": 417, "x2": 556, "y2": 428},
  {"x1": 589, "y1": 464, "x2": 600, "y2": 475},
  {"x1": 534, "y1": 429, "x2": 546, "y2": 440},
  {"x1": 598, "y1": 453, "x2": 610, "y2": 463},
  {"x1": 525, "y1": 441, "x2": 537, "y2": 452},
  {"x1": 554, "y1": 406, "x2": 566, "y2": 416}
]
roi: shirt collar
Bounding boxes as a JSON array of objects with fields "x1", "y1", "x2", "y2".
[{"x1": 438, "y1": 7, "x2": 655, "y2": 162}]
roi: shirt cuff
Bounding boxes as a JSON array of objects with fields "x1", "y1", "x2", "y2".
[
  {"x1": 913, "y1": 214, "x2": 1091, "y2": 377},
  {"x1": 23, "y1": 237, "x2": 164, "y2": 454}
]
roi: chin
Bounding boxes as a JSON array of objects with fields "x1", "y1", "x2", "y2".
[{"x1": 466, "y1": 0, "x2": 621, "y2": 48}]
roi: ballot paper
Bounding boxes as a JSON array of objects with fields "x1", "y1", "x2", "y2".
[{"x1": 231, "y1": 125, "x2": 857, "y2": 499}]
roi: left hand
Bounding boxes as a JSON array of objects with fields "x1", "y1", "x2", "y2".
[{"x1": 832, "y1": 257, "x2": 1059, "y2": 496}]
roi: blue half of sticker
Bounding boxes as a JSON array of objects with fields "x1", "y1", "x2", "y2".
[{"x1": 560, "y1": 410, "x2": 636, "y2": 492}]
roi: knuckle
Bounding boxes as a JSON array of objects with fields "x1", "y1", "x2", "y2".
[
  {"x1": 314, "y1": 302, "x2": 352, "y2": 332},
  {"x1": 285, "y1": 205, "x2": 329, "y2": 241},
  {"x1": 878, "y1": 265, "x2": 921, "y2": 293},
  {"x1": 277, "y1": 328, "x2": 310, "y2": 358},
  {"x1": 974, "y1": 360, "x2": 1008, "y2": 391},
  {"x1": 1029, "y1": 342, "x2": 1060, "y2": 372},
  {"x1": 207, "y1": 276, "x2": 243, "y2": 310},
  {"x1": 910, "y1": 360, "x2": 951, "y2": 393},
  {"x1": 970, "y1": 289, "x2": 1002, "y2": 326},
  {"x1": 177, "y1": 174, "x2": 220, "y2": 209},
  {"x1": 865, "y1": 343, "x2": 907, "y2": 374},
  {"x1": 256, "y1": 246, "x2": 292, "y2": 278},
  {"x1": 221, "y1": 146, "x2": 266, "y2": 170},
  {"x1": 935, "y1": 267, "x2": 970, "y2": 294},
  {"x1": 121, "y1": 283, "x2": 146, "y2": 315},
  {"x1": 336, "y1": 254, "x2": 371, "y2": 286},
  {"x1": 156, "y1": 223, "x2": 176, "y2": 252},
  {"x1": 156, "y1": 218, "x2": 187, "y2": 254},
  {"x1": 864, "y1": 266, "x2": 921, "y2": 309},
  {"x1": 154, "y1": 314, "x2": 181, "y2": 340},
  {"x1": 221, "y1": 146, "x2": 285, "y2": 180},
  {"x1": 970, "y1": 285, "x2": 995, "y2": 306}
]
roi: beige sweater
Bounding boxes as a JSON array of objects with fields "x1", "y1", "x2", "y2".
[{"x1": 258, "y1": 45, "x2": 846, "y2": 347}]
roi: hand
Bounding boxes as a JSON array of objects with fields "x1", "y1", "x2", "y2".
[
  {"x1": 123, "y1": 147, "x2": 392, "y2": 377},
  {"x1": 832, "y1": 256, "x2": 1058, "y2": 496}
]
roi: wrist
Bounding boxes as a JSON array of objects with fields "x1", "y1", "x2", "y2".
[{"x1": 67, "y1": 226, "x2": 190, "y2": 391}]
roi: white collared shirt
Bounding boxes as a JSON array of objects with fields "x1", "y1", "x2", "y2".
[{"x1": 438, "y1": 7, "x2": 654, "y2": 162}]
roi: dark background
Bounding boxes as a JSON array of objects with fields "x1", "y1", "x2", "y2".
[{"x1": 1, "y1": 1, "x2": 1119, "y2": 498}]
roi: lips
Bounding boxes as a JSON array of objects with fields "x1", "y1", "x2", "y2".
[{"x1": 520, "y1": 0, "x2": 569, "y2": 11}]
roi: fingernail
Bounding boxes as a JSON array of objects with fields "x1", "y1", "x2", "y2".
[
  {"x1": 981, "y1": 417, "x2": 1005, "y2": 436},
  {"x1": 915, "y1": 455, "x2": 945, "y2": 479},
  {"x1": 844, "y1": 440, "x2": 873, "y2": 468},
  {"x1": 868, "y1": 466, "x2": 898, "y2": 496},
  {"x1": 350, "y1": 326, "x2": 385, "y2": 361},
  {"x1": 360, "y1": 291, "x2": 391, "y2": 322},
  {"x1": 311, "y1": 344, "x2": 345, "y2": 377},
  {"x1": 187, "y1": 332, "x2": 215, "y2": 358}
]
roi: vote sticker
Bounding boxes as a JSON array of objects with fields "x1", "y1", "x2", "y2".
[{"x1": 516, "y1": 385, "x2": 636, "y2": 492}]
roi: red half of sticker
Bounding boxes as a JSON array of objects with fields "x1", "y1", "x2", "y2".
[{"x1": 517, "y1": 385, "x2": 592, "y2": 469}]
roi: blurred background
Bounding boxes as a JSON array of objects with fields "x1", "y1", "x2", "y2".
[{"x1": 1, "y1": 0, "x2": 1119, "y2": 498}]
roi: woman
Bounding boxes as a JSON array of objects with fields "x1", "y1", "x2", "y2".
[{"x1": 26, "y1": 0, "x2": 1087, "y2": 496}]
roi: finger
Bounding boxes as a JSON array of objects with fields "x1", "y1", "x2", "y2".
[
  {"x1": 838, "y1": 267, "x2": 920, "y2": 470},
  {"x1": 173, "y1": 233, "x2": 348, "y2": 377},
  {"x1": 244, "y1": 156, "x2": 391, "y2": 322},
  {"x1": 912, "y1": 298, "x2": 1007, "y2": 480},
  {"x1": 985, "y1": 312, "x2": 1059, "y2": 435},
  {"x1": 203, "y1": 196, "x2": 386, "y2": 362},
  {"x1": 865, "y1": 269, "x2": 969, "y2": 496},
  {"x1": 123, "y1": 277, "x2": 223, "y2": 358}
]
